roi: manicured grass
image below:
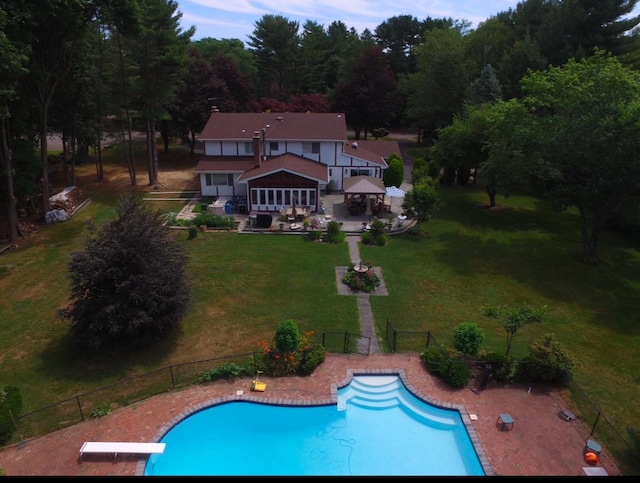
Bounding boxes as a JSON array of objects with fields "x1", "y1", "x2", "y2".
[{"x1": 1, "y1": 145, "x2": 639, "y2": 472}]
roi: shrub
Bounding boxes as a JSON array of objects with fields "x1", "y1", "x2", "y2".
[
  {"x1": 420, "y1": 345, "x2": 449, "y2": 376},
  {"x1": 187, "y1": 225, "x2": 198, "y2": 240},
  {"x1": 304, "y1": 230, "x2": 323, "y2": 241},
  {"x1": 443, "y1": 360, "x2": 472, "y2": 388},
  {"x1": 516, "y1": 333, "x2": 576, "y2": 385},
  {"x1": 453, "y1": 322, "x2": 484, "y2": 358},
  {"x1": 406, "y1": 225, "x2": 425, "y2": 237},
  {"x1": 0, "y1": 386, "x2": 22, "y2": 445},
  {"x1": 199, "y1": 361, "x2": 252, "y2": 382},
  {"x1": 383, "y1": 154, "x2": 404, "y2": 188},
  {"x1": 421, "y1": 346, "x2": 471, "y2": 388},
  {"x1": 274, "y1": 319, "x2": 302, "y2": 352},
  {"x1": 362, "y1": 220, "x2": 389, "y2": 246},
  {"x1": 297, "y1": 342, "x2": 326, "y2": 376},
  {"x1": 324, "y1": 220, "x2": 345, "y2": 244},
  {"x1": 191, "y1": 212, "x2": 236, "y2": 229},
  {"x1": 257, "y1": 322, "x2": 325, "y2": 377},
  {"x1": 90, "y1": 404, "x2": 111, "y2": 418}
]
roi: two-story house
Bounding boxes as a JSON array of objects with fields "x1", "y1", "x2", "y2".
[{"x1": 194, "y1": 112, "x2": 400, "y2": 214}]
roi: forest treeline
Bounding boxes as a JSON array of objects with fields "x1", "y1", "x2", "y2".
[{"x1": 1, "y1": 0, "x2": 640, "y2": 252}]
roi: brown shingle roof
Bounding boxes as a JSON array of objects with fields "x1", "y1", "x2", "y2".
[
  {"x1": 342, "y1": 140, "x2": 400, "y2": 167},
  {"x1": 199, "y1": 112, "x2": 347, "y2": 141},
  {"x1": 238, "y1": 153, "x2": 328, "y2": 183}
]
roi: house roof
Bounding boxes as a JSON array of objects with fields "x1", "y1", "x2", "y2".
[
  {"x1": 342, "y1": 140, "x2": 400, "y2": 168},
  {"x1": 196, "y1": 153, "x2": 329, "y2": 183},
  {"x1": 199, "y1": 112, "x2": 348, "y2": 141},
  {"x1": 343, "y1": 175, "x2": 386, "y2": 194},
  {"x1": 238, "y1": 153, "x2": 328, "y2": 183}
]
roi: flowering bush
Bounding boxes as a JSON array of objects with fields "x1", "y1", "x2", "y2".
[
  {"x1": 342, "y1": 261, "x2": 381, "y2": 293},
  {"x1": 258, "y1": 322, "x2": 326, "y2": 377}
]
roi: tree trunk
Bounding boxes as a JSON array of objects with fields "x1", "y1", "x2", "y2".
[
  {"x1": 188, "y1": 129, "x2": 196, "y2": 157},
  {"x1": 485, "y1": 185, "x2": 496, "y2": 208},
  {"x1": 40, "y1": 108, "x2": 51, "y2": 215},
  {"x1": 146, "y1": 118, "x2": 159, "y2": 189},
  {"x1": 116, "y1": 31, "x2": 136, "y2": 186},
  {"x1": 579, "y1": 206, "x2": 603, "y2": 260},
  {"x1": 0, "y1": 121, "x2": 19, "y2": 246}
]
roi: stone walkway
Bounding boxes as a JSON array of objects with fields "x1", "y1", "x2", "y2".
[{"x1": 344, "y1": 235, "x2": 383, "y2": 354}]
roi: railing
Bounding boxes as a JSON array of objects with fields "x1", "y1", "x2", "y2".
[
  {"x1": 384, "y1": 318, "x2": 640, "y2": 475},
  {"x1": 2, "y1": 326, "x2": 638, "y2": 474},
  {"x1": 0, "y1": 331, "x2": 366, "y2": 446}
]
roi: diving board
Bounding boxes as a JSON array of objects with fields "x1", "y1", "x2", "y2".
[{"x1": 79, "y1": 441, "x2": 166, "y2": 461}]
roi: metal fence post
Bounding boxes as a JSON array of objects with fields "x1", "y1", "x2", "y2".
[
  {"x1": 76, "y1": 396, "x2": 84, "y2": 421},
  {"x1": 392, "y1": 328, "x2": 397, "y2": 352}
]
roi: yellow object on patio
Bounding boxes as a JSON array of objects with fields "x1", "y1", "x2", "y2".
[{"x1": 251, "y1": 371, "x2": 267, "y2": 392}]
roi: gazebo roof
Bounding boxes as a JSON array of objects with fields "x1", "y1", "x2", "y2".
[{"x1": 343, "y1": 176, "x2": 386, "y2": 194}]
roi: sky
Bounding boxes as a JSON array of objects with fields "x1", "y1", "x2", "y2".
[{"x1": 176, "y1": 0, "x2": 523, "y2": 42}]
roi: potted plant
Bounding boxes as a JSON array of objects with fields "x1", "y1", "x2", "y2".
[{"x1": 386, "y1": 214, "x2": 394, "y2": 230}]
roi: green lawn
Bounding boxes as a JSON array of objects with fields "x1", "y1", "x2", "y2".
[{"x1": 1, "y1": 147, "x2": 639, "y2": 472}]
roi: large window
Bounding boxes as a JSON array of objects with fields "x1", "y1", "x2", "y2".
[
  {"x1": 302, "y1": 142, "x2": 320, "y2": 154},
  {"x1": 250, "y1": 188, "x2": 316, "y2": 210},
  {"x1": 205, "y1": 173, "x2": 234, "y2": 186}
]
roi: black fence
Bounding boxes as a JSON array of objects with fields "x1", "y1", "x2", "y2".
[
  {"x1": 384, "y1": 319, "x2": 640, "y2": 475},
  {"x1": 2, "y1": 326, "x2": 639, "y2": 474},
  {"x1": 0, "y1": 331, "x2": 366, "y2": 447}
]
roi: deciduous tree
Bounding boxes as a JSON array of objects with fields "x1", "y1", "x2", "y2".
[
  {"x1": 486, "y1": 51, "x2": 640, "y2": 261},
  {"x1": 331, "y1": 46, "x2": 402, "y2": 139}
]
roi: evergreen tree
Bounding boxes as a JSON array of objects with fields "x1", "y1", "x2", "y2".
[{"x1": 59, "y1": 193, "x2": 192, "y2": 351}]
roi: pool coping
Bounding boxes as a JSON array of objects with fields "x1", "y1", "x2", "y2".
[{"x1": 135, "y1": 368, "x2": 495, "y2": 476}]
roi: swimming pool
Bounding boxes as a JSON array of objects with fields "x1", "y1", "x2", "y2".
[{"x1": 143, "y1": 374, "x2": 486, "y2": 476}]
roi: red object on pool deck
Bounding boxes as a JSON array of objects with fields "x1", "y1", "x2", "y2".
[{"x1": 584, "y1": 452, "x2": 598, "y2": 465}]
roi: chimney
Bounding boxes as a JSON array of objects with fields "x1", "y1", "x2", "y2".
[
  {"x1": 253, "y1": 131, "x2": 261, "y2": 167},
  {"x1": 352, "y1": 141, "x2": 358, "y2": 149}
]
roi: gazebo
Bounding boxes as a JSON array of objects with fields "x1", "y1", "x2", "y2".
[{"x1": 343, "y1": 176, "x2": 387, "y2": 216}]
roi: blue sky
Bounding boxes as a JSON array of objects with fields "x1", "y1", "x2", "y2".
[{"x1": 176, "y1": 0, "x2": 523, "y2": 42}]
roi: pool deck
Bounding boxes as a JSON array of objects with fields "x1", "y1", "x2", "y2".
[{"x1": 0, "y1": 353, "x2": 620, "y2": 476}]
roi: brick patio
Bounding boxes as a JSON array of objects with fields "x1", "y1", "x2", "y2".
[{"x1": 0, "y1": 353, "x2": 620, "y2": 476}]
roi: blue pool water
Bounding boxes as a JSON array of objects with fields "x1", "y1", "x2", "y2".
[{"x1": 144, "y1": 375, "x2": 485, "y2": 476}]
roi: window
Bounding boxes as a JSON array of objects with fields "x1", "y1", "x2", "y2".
[
  {"x1": 350, "y1": 169, "x2": 370, "y2": 177},
  {"x1": 205, "y1": 173, "x2": 234, "y2": 186},
  {"x1": 269, "y1": 141, "x2": 279, "y2": 151},
  {"x1": 303, "y1": 142, "x2": 320, "y2": 154},
  {"x1": 244, "y1": 142, "x2": 253, "y2": 154}
]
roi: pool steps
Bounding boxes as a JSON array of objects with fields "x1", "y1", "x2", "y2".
[{"x1": 337, "y1": 375, "x2": 458, "y2": 427}]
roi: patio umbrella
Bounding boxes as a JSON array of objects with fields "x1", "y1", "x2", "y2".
[
  {"x1": 386, "y1": 186, "x2": 405, "y2": 198},
  {"x1": 291, "y1": 195, "x2": 297, "y2": 220},
  {"x1": 365, "y1": 196, "x2": 372, "y2": 218}
]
